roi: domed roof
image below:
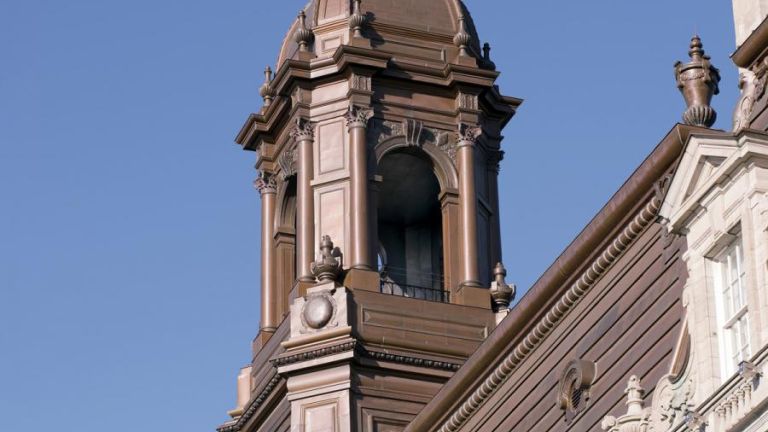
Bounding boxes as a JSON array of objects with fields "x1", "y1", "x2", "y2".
[{"x1": 276, "y1": 0, "x2": 482, "y2": 67}]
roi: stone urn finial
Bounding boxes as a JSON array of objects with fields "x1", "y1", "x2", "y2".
[
  {"x1": 311, "y1": 235, "x2": 342, "y2": 283},
  {"x1": 482, "y1": 42, "x2": 496, "y2": 70},
  {"x1": 294, "y1": 10, "x2": 315, "y2": 53},
  {"x1": 675, "y1": 35, "x2": 720, "y2": 128},
  {"x1": 259, "y1": 66, "x2": 275, "y2": 109},
  {"x1": 489, "y1": 262, "x2": 516, "y2": 311},
  {"x1": 453, "y1": 16, "x2": 471, "y2": 57},
  {"x1": 349, "y1": 0, "x2": 366, "y2": 39}
]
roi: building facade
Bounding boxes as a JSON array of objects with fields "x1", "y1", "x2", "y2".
[{"x1": 218, "y1": 1, "x2": 768, "y2": 431}]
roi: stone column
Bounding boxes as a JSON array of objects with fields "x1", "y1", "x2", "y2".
[
  {"x1": 293, "y1": 118, "x2": 316, "y2": 282},
  {"x1": 457, "y1": 124, "x2": 482, "y2": 288},
  {"x1": 255, "y1": 172, "x2": 278, "y2": 332},
  {"x1": 345, "y1": 106, "x2": 374, "y2": 270}
]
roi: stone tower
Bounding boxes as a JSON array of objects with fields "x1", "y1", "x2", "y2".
[{"x1": 219, "y1": 1, "x2": 521, "y2": 431}]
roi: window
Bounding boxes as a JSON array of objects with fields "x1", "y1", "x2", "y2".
[{"x1": 713, "y1": 235, "x2": 751, "y2": 377}]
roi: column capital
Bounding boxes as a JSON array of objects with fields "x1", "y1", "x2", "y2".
[
  {"x1": 254, "y1": 171, "x2": 278, "y2": 195},
  {"x1": 456, "y1": 123, "x2": 482, "y2": 148},
  {"x1": 291, "y1": 117, "x2": 316, "y2": 142},
  {"x1": 344, "y1": 105, "x2": 374, "y2": 129}
]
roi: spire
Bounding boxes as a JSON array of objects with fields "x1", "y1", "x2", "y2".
[{"x1": 674, "y1": 35, "x2": 721, "y2": 128}]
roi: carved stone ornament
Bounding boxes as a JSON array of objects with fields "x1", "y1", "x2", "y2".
[
  {"x1": 300, "y1": 289, "x2": 337, "y2": 330},
  {"x1": 348, "y1": 0, "x2": 366, "y2": 38},
  {"x1": 291, "y1": 117, "x2": 315, "y2": 142},
  {"x1": 601, "y1": 376, "x2": 651, "y2": 432},
  {"x1": 489, "y1": 262, "x2": 515, "y2": 311},
  {"x1": 674, "y1": 35, "x2": 721, "y2": 128},
  {"x1": 350, "y1": 73, "x2": 371, "y2": 91},
  {"x1": 557, "y1": 359, "x2": 597, "y2": 423},
  {"x1": 435, "y1": 130, "x2": 457, "y2": 163},
  {"x1": 458, "y1": 91, "x2": 479, "y2": 111},
  {"x1": 293, "y1": 10, "x2": 314, "y2": 53},
  {"x1": 403, "y1": 118, "x2": 423, "y2": 146},
  {"x1": 453, "y1": 16, "x2": 471, "y2": 57},
  {"x1": 733, "y1": 66, "x2": 766, "y2": 132},
  {"x1": 367, "y1": 118, "x2": 460, "y2": 164},
  {"x1": 277, "y1": 143, "x2": 297, "y2": 179},
  {"x1": 457, "y1": 123, "x2": 482, "y2": 145},
  {"x1": 344, "y1": 105, "x2": 374, "y2": 129},
  {"x1": 649, "y1": 338, "x2": 695, "y2": 432},
  {"x1": 258, "y1": 66, "x2": 275, "y2": 109},
  {"x1": 253, "y1": 171, "x2": 277, "y2": 195},
  {"x1": 311, "y1": 235, "x2": 342, "y2": 283}
]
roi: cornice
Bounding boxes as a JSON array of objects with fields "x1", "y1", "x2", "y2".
[
  {"x1": 270, "y1": 338, "x2": 462, "y2": 372},
  {"x1": 431, "y1": 197, "x2": 661, "y2": 432},
  {"x1": 733, "y1": 17, "x2": 768, "y2": 69},
  {"x1": 216, "y1": 374, "x2": 282, "y2": 432},
  {"x1": 235, "y1": 45, "x2": 520, "y2": 152},
  {"x1": 271, "y1": 340, "x2": 357, "y2": 367}
]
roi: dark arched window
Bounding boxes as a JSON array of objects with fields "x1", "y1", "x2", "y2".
[{"x1": 377, "y1": 148, "x2": 444, "y2": 301}]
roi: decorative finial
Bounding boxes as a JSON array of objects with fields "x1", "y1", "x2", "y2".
[
  {"x1": 482, "y1": 42, "x2": 496, "y2": 70},
  {"x1": 311, "y1": 235, "x2": 342, "y2": 283},
  {"x1": 294, "y1": 10, "x2": 315, "y2": 53},
  {"x1": 674, "y1": 35, "x2": 720, "y2": 128},
  {"x1": 349, "y1": 0, "x2": 366, "y2": 39},
  {"x1": 453, "y1": 16, "x2": 471, "y2": 57},
  {"x1": 601, "y1": 376, "x2": 650, "y2": 431},
  {"x1": 489, "y1": 262, "x2": 516, "y2": 311},
  {"x1": 258, "y1": 66, "x2": 275, "y2": 109}
]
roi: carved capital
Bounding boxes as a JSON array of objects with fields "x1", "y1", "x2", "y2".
[
  {"x1": 456, "y1": 123, "x2": 482, "y2": 147},
  {"x1": 291, "y1": 117, "x2": 315, "y2": 142},
  {"x1": 345, "y1": 105, "x2": 374, "y2": 129},
  {"x1": 254, "y1": 171, "x2": 278, "y2": 195}
]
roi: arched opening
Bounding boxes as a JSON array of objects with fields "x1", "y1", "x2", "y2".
[
  {"x1": 275, "y1": 176, "x2": 297, "y2": 318},
  {"x1": 377, "y1": 148, "x2": 445, "y2": 301}
]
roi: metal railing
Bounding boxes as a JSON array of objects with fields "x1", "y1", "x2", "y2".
[{"x1": 379, "y1": 279, "x2": 450, "y2": 303}]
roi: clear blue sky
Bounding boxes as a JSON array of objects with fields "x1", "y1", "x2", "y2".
[{"x1": 0, "y1": 0, "x2": 739, "y2": 430}]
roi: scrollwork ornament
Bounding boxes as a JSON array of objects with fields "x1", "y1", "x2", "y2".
[
  {"x1": 435, "y1": 130, "x2": 457, "y2": 163},
  {"x1": 734, "y1": 69, "x2": 765, "y2": 132},
  {"x1": 278, "y1": 143, "x2": 297, "y2": 179},
  {"x1": 650, "y1": 362, "x2": 696, "y2": 431}
]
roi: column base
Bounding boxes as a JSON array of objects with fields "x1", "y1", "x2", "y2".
[
  {"x1": 343, "y1": 268, "x2": 380, "y2": 292},
  {"x1": 252, "y1": 328, "x2": 276, "y2": 355},
  {"x1": 453, "y1": 282, "x2": 491, "y2": 309}
]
